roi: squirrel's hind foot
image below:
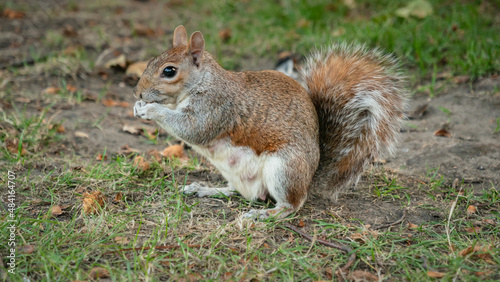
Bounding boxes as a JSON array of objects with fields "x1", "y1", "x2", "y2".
[{"x1": 242, "y1": 204, "x2": 295, "y2": 220}]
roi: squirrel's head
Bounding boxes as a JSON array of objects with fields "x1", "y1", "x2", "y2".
[{"x1": 134, "y1": 25, "x2": 206, "y2": 108}]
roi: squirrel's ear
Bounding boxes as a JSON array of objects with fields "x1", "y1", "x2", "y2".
[
  {"x1": 173, "y1": 25, "x2": 188, "y2": 48},
  {"x1": 189, "y1": 31, "x2": 205, "y2": 67}
]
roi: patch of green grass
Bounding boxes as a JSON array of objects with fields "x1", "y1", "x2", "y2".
[{"x1": 178, "y1": 0, "x2": 498, "y2": 82}]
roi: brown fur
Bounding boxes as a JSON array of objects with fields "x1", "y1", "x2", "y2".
[
  {"x1": 134, "y1": 26, "x2": 407, "y2": 218},
  {"x1": 302, "y1": 44, "x2": 407, "y2": 199}
]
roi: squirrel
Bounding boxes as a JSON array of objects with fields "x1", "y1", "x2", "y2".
[{"x1": 134, "y1": 25, "x2": 408, "y2": 219}]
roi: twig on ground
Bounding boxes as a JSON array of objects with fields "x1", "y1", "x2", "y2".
[
  {"x1": 283, "y1": 223, "x2": 356, "y2": 276},
  {"x1": 373, "y1": 208, "x2": 407, "y2": 230},
  {"x1": 103, "y1": 244, "x2": 206, "y2": 255}
]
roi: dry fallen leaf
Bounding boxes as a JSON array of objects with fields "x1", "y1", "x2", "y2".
[
  {"x1": 350, "y1": 233, "x2": 365, "y2": 243},
  {"x1": 102, "y1": 98, "x2": 130, "y2": 108},
  {"x1": 104, "y1": 53, "x2": 127, "y2": 69},
  {"x1": 475, "y1": 270, "x2": 494, "y2": 277},
  {"x1": 89, "y1": 267, "x2": 110, "y2": 279},
  {"x1": 133, "y1": 156, "x2": 150, "y2": 171},
  {"x1": 434, "y1": 128, "x2": 452, "y2": 138},
  {"x1": 148, "y1": 149, "x2": 162, "y2": 162},
  {"x1": 113, "y1": 192, "x2": 123, "y2": 203},
  {"x1": 14, "y1": 97, "x2": 31, "y2": 103},
  {"x1": 454, "y1": 75, "x2": 470, "y2": 84},
  {"x1": 42, "y1": 86, "x2": 61, "y2": 95},
  {"x1": 122, "y1": 124, "x2": 142, "y2": 135},
  {"x1": 56, "y1": 124, "x2": 66, "y2": 133},
  {"x1": 482, "y1": 218, "x2": 495, "y2": 225},
  {"x1": 120, "y1": 145, "x2": 140, "y2": 154},
  {"x1": 427, "y1": 271, "x2": 446, "y2": 278},
  {"x1": 102, "y1": 98, "x2": 118, "y2": 107},
  {"x1": 82, "y1": 191, "x2": 106, "y2": 215},
  {"x1": 74, "y1": 131, "x2": 89, "y2": 138},
  {"x1": 134, "y1": 23, "x2": 156, "y2": 37},
  {"x1": 19, "y1": 245, "x2": 35, "y2": 254},
  {"x1": 62, "y1": 24, "x2": 78, "y2": 37},
  {"x1": 126, "y1": 61, "x2": 149, "y2": 78},
  {"x1": 298, "y1": 220, "x2": 305, "y2": 227},
  {"x1": 349, "y1": 270, "x2": 378, "y2": 281},
  {"x1": 408, "y1": 222, "x2": 418, "y2": 229},
  {"x1": 5, "y1": 139, "x2": 27, "y2": 155},
  {"x1": 114, "y1": 236, "x2": 129, "y2": 245},
  {"x1": 50, "y1": 205, "x2": 63, "y2": 217},
  {"x1": 218, "y1": 28, "x2": 232, "y2": 42},
  {"x1": 162, "y1": 144, "x2": 185, "y2": 159},
  {"x1": 96, "y1": 153, "x2": 107, "y2": 161},
  {"x1": 66, "y1": 84, "x2": 77, "y2": 93},
  {"x1": 459, "y1": 246, "x2": 473, "y2": 257},
  {"x1": 466, "y1": 205, "x2": 477, "y2": 215},
  {"x1": 3, "y1": 8, "x2": 25, "y2": 19},
  {"x1": 465, "y1": 226, "x2": 481, "y2": 233}
]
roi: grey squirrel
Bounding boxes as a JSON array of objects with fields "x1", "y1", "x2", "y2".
[{"x1": 133, "y1": 25, "x2": 408, "y2": 219}]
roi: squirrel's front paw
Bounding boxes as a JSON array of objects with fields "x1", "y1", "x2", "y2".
[{"x1": 133, "y1": 100, "x2": 158, "y2": 120}]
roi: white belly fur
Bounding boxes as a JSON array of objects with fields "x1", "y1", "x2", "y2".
[{"x1": 190, "y1": 138, "x2": 280, "y2": 201}]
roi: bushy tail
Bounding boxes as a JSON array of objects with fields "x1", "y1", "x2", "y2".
[{"x1": 300, "y1": 43, "x2": 408, "y2": 200}]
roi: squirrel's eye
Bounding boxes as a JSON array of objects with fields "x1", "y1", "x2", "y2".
[{"x1": 162, "y1": 66, "x2": 177, "y2": 78}]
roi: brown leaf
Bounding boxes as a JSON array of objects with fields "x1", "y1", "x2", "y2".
[
  {"x1": 126, "y1": 61, "x2": 149, "y2": 78},
  {"x1": 122, "y1": 124, "x2": 142, "y2": 135},
  {"x1": 113, "y1": 192, "x2": 123, "y2": 203},
  {"x1": 459, "y1": 246, "x2": 473, "y2": 257},
  {"x1": 408, "y1": 222, "x2": 418, "y2": 229},
  {"x1": 162, "y1": 144, "x2": 185, "y2": 159},
  {"x1": 134, "y1": 23, "x2": 155, "y2": 37},
  {"x1": 50, "y1": 205, "x2": 63, "y2": 217},
  {"x1": 349, "y1": 270, "x2": 378, "y2": 281},
  {"x1": 82, "y1": 191, "x2": 106, "y2": 215},
  {"x1": 475, "y1": 270, "x2": 494, "y2": 277},
  {"x1": 114, "y1": 236, "x2": 129, "y2": 245},
  {"x1": 350, "y1": 233, "x2": 366, "y2": 243},
  {"x1": 5, "y1": 139, "x2": 27, "y2": 155},
  {"x1": 104, "y1": 53, "x2": 127, "y2": 69},
  {"x1": 454, "y1": 75, "x2": 470, "y2": 84},
  {"x1": 3, "y1": 8, "x2": 25, "y2": 19},
  {"x1": 62, "y1": 24, "x2": 78, "y2": 37},
  {"x1": 19, "y1": 245, "x2": 35, "y2": 254},
  {"x1": 466, "y1": 205, "x2": 477, "y2": 215},
  {"x1": 408, "y1": 103, "x2": 428, "y2": 120},
  {"x1": 42, "y1": 86, "x2": 61, "y2": 95},
  {"x1": 89, "y1": 267, "x2": 110, "y2": 279},
  {"x1": 218, "y1": 28, "x2": 232, "y2": 42},
  {"x1": 148, "y1": 149, "x2": 162, "y2": 162},
  {"x1": 133, "y1": 156, "x2": 150, "y2": 171},
  {"x1": 102, "y1": 98, "x2": 129, "y2": 108},
  {"x1": 434, "y1": 128, "x2": 451, "y2": 138},
  {"x1": 482, "y1": 218, "x2": 495, "y2": 225},
  {"x1": 96, "y1": 153, "x2": 107, "y2": 161},
  {"x1": 117, "y1": 101, "x2": 130, "y2": 108},
  {"x1": 427, "y1": 271, "x2": 446, "y2": 278},
  {"x1": 325, "y1": 267, "x2": 333, "y2": 280},
  {"x1": 120, "y1": 145, "x2": 140, "y2": 154},
  {"x1": 66, "y1": 84, "x2": 77, "y2": 93},
  {"x1": 74, "y1": 131, "x2": 89, "y2": 138},
  {"x1": 465, "y1": 226, "x2": 481, "y2": 233},
  {"x1": 14, "y1": 97, "x2": 31, "y2": 103},
  {"x1": 102, "y1": 98, "x2": 118, "y2": 107}
]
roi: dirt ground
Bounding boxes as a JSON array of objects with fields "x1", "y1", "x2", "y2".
[{"x1": 1, "y1": 0, "x2": 500, "y2": 242}]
